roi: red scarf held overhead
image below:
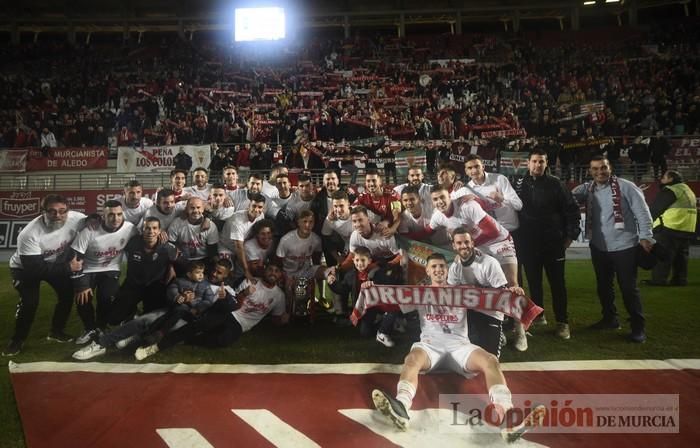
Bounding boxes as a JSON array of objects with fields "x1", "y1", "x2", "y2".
[{"x1": 585, "y1": 175, "x2": 625, "y2": 239}]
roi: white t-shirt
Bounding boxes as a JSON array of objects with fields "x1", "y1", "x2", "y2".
[
  {"x1": 267, "y1": 193, "x2": 293, "y2": 219},
  {"x1": 285, "y1": 192, "x2": 314, "y2": 220},
  {"x1": 167, "y1": 217, "x2": 219, "y2": 261},
  {"x1": 452, "y1": 172, "x2": 521, "y2": 231},
  {"x1": 71, "y1": 222, "x2": 136, "y2": 273},
  {"x1": 321, "y1": 215, "x2": 353, "y2": 251},
  {"x1": 119, "y1": 197, "x2": 154, "y2": 225},
  {"x1": 429, "y1": 199, "x2": 509, "y2": 246},
  {"x1": 400, "y1": 300, "x2": 470, "y2": 341},
  {"x1": 140, "y1": 202, "x2": 185, "y2": 232},
  {"x1": 447, "y1": 251, "x2": 508, "y2": 321},
  {"x1": 276, "y1": 230, "x2": 322, "y2": 274},
  {"x1": 9, "y1": 211, "x2": 86, "y2": 269},
  {"x1": 399, "y1": 209, "x2": 451, "y2": 247},
  {"x1": 262, "y1": 180, "x2": 280, "y2": 199},
  {"x1": 233, "y1": 280, "x2": 285, "y2": 332},
  {"x1": 183, "y1": 184, "x2": 212, "y2": 201},
  {"x1": 244, "y1": 238, "x2": 273, "y2": 263},
  {"x1": 394, "y1": 182, "x2": 434, "y2": 216},
  {"x1": 219, "y1": 210, "x2": 262, "y2": 256},
  {"x1": 348, "y1": 230, "x2": 400, "y2": 260}
]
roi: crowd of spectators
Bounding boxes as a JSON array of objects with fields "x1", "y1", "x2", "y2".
[{"x1": 0, "y1": 21, "x2": 699, "y2": 181}]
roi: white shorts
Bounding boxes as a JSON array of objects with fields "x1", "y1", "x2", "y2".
[
  {"x1": 481, "y1": 236, "x2": 517, "y2": 266},
  {"x1": 411, "y1": 334, "x2": 480, "y2": 378}
]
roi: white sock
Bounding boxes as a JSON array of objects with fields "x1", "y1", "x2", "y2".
[
  {"x1": 396, "y1": 380, "x2": 416, "y2": 411},
  {"x1": 489, "y1": 384, "x2": 513, "y2": 411}
]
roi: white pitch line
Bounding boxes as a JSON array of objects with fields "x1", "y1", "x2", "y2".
[
  {"x1": 8, "y1": 359, "x2": 700, "y2": 375},
  {"x1": 156, "y1": 428, "x2": 214, "y2": 448},
  {"x1": 232, "y1": 409, "x2": 321, "y2": 447}
]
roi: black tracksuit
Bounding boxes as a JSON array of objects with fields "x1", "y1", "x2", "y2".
[{"x1": 515, "y1": 173, "x2": 581, "y2": 323}]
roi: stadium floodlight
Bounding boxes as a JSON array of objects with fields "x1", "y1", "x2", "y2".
[
  {"x1": 235, "y1": 7, "x2": 286, "y2": 42},
  {"x1": 605, "y1": 0, "x2": 620, "y2": 3},
  {"x1": 583, "y1": 1, "x2": 596, "y2": 5}
]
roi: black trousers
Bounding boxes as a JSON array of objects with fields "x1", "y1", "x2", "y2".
[
  {"x1": 522, "y1": 245, "x2": 569, "y2": 323},
  {"x1": 158, "y1": 301, "x2": 243, "y2": 350},
  {"x1": 76, "y1": 271, "x2": 121, "y2": 332},
  {"x1": 590, "y1": 245, "x2": 644, "y2": 331},
  {"x1": 108, "y1": 281, "x2": 169, "y2": 325},
  {"x1": 467, "y1": 311, "x2": 503, "y2": 359},
  {"x1": 652, "y1": 230, "x2": 691, "y2": 285},
  {"x1": 10, "y1": 269, "x2": 74, "y2": 342},
  {"x1": 359, "y1": 309, "x2": 398, "y2": 338}
]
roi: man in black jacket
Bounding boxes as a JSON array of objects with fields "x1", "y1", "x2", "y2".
[{"x1": 515, "y1": 149, "x2": 581, "y2": 340}]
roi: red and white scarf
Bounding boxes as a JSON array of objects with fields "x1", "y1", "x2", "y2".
[{"x1": 585, "y1": 175, "x2": 625, "y2": 239}]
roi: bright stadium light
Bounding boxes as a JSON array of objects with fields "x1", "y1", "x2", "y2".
[
  {"x1": 605, "y1": 0, "x2": 621, "y2": 3},
  {"x1": 234, "y1": 7, "x2": 286, "y2": 42},
  {"x1": 583, "y1": 1, "x2": 596, "y2": 5}
]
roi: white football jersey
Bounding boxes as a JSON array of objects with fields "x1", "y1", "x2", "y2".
[
  {"x1": 244, "y1": 238, "x2": 273, "y2": 263},
  {"x1": 140, "y1": 202, "x2": 185, "y2": 232},
  {"x1": 119, "y1": 196, "x2": 154, "y2": 225},
  {"x1": 219, "y1": 210, "x2": 262, "y2": 256},
  {"x1": 71, "y1": 221, "x2": 136, "y2": 273},
  {"x1": 261, "y1": 180, "x2": 280, "y2": 199},
  {"x1": 183, "y1": 184, "x2": 212, "y2": 201},
  {"x1": 452, "y1": 172, "x2": 521, "y2": 231},
  {"x1": 394, "y1": 182, "x2": 433, "y2": 216},
  {"x1": 285, "y1": 192, "x2": 314, "y2": 220},
  {"x1": 321, "y1": 215, "x2": 353, "y2": 251},
  {"x1": 9, "y1": 211, "x2": 86, "y2": 269},
  {"x1": 276, "y1": 230, "x2": 322, "y2": 274},
  {"x1": 167, "y1": 217, "x2": 219, "y2": 261},
  {"x1": 348, "y1": 230, "x2": 399, "y2": 260},
  {"x1": 233, "y1": 280, "x2": 285, "y2": 332},
  {"x1": 447, "y1": 251, "x2": 508, "y2": 321},
  {"x1": 429, "y1": 199, "x2": 509, "y2": 246}
]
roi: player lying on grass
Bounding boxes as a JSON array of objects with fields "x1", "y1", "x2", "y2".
[
  {"x1": 133, "y1": 261, "x2": 288, "y2": 361},
  {"x1": 72, "y1": 259, "x2": 236, "y2": 360},
  {"x1": 370, "y1": 249, "x2": 545, "y2": 443}
]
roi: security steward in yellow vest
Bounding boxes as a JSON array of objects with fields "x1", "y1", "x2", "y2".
[{"x1": 648, "y1": 170, "x2": 697, "y2": 286}]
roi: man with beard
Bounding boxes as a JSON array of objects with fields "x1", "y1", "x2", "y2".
[
  {"x1": 229, "y1": 172, "x2": 265, "y2": 211},
  {"x1": 140, "y1": 188, "x2": 186, "y2": 235},
  {"x1": 107, "y1": 217, "x2": 179, "y2": 325},
  {"x1": 183, "y1": 167, "x2": 212, "y2": 201},
  {"x1": 310, "y1": 169, "x2": 357, "y2": 236},
  {"x1": 219, "y1": 193, "x2": 266, "y2": 282},
  {"x1": 70, "y1": 200, "x2": 136, "y2": 344},
  {"x1": 168, "y1": 197, "x2": 219, "y2": 271},
  {"x1": 119, "y1": 180, "x2": 154, "y2": 225},
  {"x1": 134, "y1": 262, "x2": 288, "y2": 360},
  {"x1": 353, "y1": 168, "x2": 402, "y2": 236},
  {"x1": 393, "y1": 165, "x2": 434, "y2": 216},
  {"x1": 3, "y1": 195, "x2": 87, "y2": 356}
]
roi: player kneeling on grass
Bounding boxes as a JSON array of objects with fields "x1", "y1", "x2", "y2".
[
  {"x1": 73, "y1": 259, "x2": 236, "y2": 361},
  {"x1": 133, "y1": 262, "x2": 288, "y2": 361},
  {"x1": 371, "y1": 253, "x2": 545, "y2": 443}
]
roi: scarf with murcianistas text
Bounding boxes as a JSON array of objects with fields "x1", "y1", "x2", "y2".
[{"x1": 586, "y1": 175, "x2": 624, "y2": 239}]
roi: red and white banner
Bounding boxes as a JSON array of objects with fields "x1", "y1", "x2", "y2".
[
  {"x1": 25, "y1": 147, "x2": 108, "y2": 171},
  {"x1": 668, "y1": 137, "x2": 700, "y2": 163},
  {"x1": 116, "y1": 145, "x2": 211, "y2": 173},
  {"x1": 351, "y1": 284, "x2": 543, "y2": 329},
  {"x1": 0, "y1": 149, "x2": 28, "y2": 173}
]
